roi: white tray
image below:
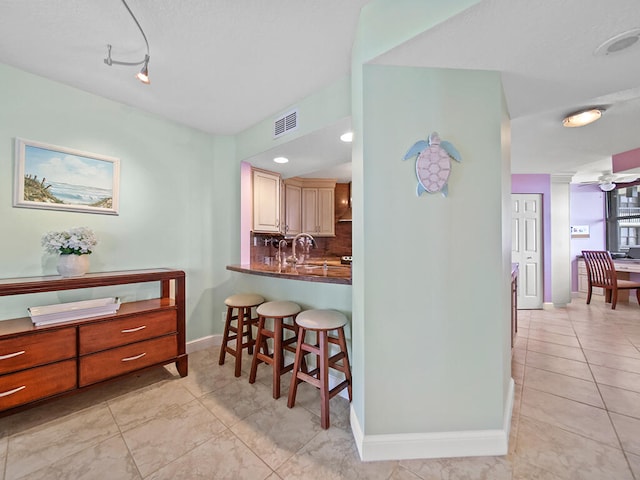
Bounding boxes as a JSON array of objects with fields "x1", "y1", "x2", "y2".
[{"x1": 28, "y1": 297, "x2": 120, "y2": 326}]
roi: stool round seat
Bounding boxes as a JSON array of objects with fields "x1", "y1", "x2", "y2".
[
  {"x1": 225, "y1": 293, "x2": 264, "y2": 308},
  {"x1": 257, "y1": 301, "x2": 301, "y2": 318},
  {"x1": 296, "y1": 309, "x2": 347, "y2": 330}
]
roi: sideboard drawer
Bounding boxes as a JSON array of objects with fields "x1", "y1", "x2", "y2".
[
  {"x1": 79, "y1": 334, "x2": 177, "y2": 386},
  {"x1": 78, "y1": 310, "x2": 177, "y2": 355},
  {"x1": 0, "y1": 328, "x2": 76, "y2": 375},
  {"x1": 0, "y1": 359, "x2": 77, "y2": 411}
]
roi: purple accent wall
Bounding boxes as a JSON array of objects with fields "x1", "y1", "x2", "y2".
[
  {"x1": 569, "y1": 184, "x2": 605, "y2": 291},
  {"x1": 613, "y1": 147, "x2": 640, "y2": 173},
  {"x1": 511, "y1": 174, "x2": 552, "y2": 303}
]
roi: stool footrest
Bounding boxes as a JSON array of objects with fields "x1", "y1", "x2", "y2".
[
  {"x1": 249, "y1": 306, "x2": 302, "y2": 399},
  {"x1": 219, "y1": 303, "x2": 261, "y2": 377},
  {"x1": 287, "y1": 317, "x2": 352, "y2": 429},
  {"x1": 329, "y1": 380, "x2": 349, "y2": 399},
  {"x1": 295, "y1": 371, "x2": 320, "y2": 389}
]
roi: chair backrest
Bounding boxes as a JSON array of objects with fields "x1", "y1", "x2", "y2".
[{"x1": 582, "y1": 250, "x2": 617, "y2": 288}]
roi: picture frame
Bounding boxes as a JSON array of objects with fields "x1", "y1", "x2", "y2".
[
  {"x1": 13, "y1": 138, "x2": 120, "y2": 215},
  {"x1": 571, "y1": 225, "x2": 590, "y2": 238}
]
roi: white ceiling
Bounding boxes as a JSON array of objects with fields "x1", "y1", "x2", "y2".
[{"x1": 1, "y1": 0, "x2": 639, "y2": 181}]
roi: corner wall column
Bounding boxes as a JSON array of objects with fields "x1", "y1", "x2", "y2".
[{"x1": 551, "y1": 174, "x2": 573, "y2": 307}]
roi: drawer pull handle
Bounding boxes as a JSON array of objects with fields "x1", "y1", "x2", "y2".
[
  {"x1": 0, "y1": 350, "x2": 26, "y2": 361},
  {"x1": 0, "y1": 385, "x2": 26, "y2": 397},
  {"x1": 121, "y1": 352, "x2": 146, "y2": 362},
  {"x1": 121, "y1": 325, "x2": 147, "y2": 333}
]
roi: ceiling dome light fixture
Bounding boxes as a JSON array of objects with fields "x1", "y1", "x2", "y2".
[
  {"x1": 273, "y1": 156, "x2": 289, "y2": 164},
  {"x1": 340, "y1": 131, "x2": 354, "y2": 143},
  {"x1": 594, "y1": 28, "x2": 640, "y2": 56},
  {"x1": 104, "y1": 0, "x2": 151, "y2": 85},
  {"x1": 562, "y1": 107, "x2": 605, "y2": 128}
]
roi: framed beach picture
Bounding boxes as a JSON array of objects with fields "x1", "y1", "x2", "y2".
[{"x1": 13, "y1": 138, "x2": 120, "y2": 215}]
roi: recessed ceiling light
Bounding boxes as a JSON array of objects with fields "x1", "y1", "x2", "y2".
[
  {"x1": 594, "y1": 28, "x2": 640, "y2": 56},
  {"x1": 562, "y1": 108, "x2": 605, "y2": 128},
  {"x1": 340, "y1": 131, "x2": 353, "y2": 143},
  {"x1": 273, "y1": 156, "x2": 289, "y2": 164}
]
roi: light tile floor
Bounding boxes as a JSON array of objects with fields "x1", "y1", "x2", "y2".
[{"x1": 2, "y1": 296, "x2": 640, "y2": 479}]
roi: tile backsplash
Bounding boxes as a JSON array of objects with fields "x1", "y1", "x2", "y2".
[{"x1": 250, "y1": 222, "x2": 352, "y2": 264}]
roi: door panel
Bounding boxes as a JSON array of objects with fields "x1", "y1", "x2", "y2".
[{"x1": 512, "y1": 194, "x2": 543, "y2": 309}]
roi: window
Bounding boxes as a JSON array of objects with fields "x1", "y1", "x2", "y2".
[{"x1": 606, "y1": 184, "x2": 640, "y2": 252}]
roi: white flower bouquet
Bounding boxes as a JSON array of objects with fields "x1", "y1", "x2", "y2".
[{"x1": 42, "y1": 227, "x2": 98, "y2": 255}]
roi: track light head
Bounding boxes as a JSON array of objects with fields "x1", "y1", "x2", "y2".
[{"x1": 136, "y1": 55, "x2": 150, "y2": 84}]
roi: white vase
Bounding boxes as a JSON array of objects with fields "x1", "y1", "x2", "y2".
[{"x1": 57, "y1": 254, "x2": 90, "y2": 277}]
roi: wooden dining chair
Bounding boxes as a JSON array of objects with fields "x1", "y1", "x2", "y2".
[{"x1": 582, "y1": 250, "x2": 640, "y2": 309}]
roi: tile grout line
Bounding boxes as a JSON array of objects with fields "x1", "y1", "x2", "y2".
[
  {"x1": 105, "y1": 400, "x2": 144, "y2": 480},
  {"x1": 569, "y1": 313, "x2": 638, "y2": 480}
]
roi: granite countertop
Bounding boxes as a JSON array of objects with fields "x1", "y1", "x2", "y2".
[{"x1": 226, "y1": 258, "x2": 351, "y2": 285}]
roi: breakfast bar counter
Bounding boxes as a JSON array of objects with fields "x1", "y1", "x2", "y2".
[{"x1": 226, "y1": 261, "x2": 352, "y2": 285}]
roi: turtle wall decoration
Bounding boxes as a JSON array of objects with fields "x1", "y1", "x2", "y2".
[{"x1": 403, "y1": 132, "x2": 462, "y2": 197}]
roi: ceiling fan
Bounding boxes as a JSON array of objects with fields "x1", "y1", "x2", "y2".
[{"x1": 579, "y1": 172, "x2": 640, "y2": 191}]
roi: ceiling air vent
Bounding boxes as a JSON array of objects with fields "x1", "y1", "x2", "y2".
[{"x1": 273, "y1": 109, "x2": 298, "y2": 138}]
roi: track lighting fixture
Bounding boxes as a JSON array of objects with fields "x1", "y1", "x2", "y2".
[{"x1": 104, "y1": 0, "x2": 151, "y2": 85}]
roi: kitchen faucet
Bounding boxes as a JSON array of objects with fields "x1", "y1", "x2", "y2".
[
  {"x1": 277, "y1": 239, "x2": 288, "y2": 267},
  {"x1": 290, "y1": 233, "x2": 315, "y2": 265}
]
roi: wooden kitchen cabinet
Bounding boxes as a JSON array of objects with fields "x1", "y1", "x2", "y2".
[
  {"x1": 252, "y1": 168, "x2": 282, "y2": 233},
  {"x1": 283, "y1": 179, "x2": 302, "y2": 236},
  {"x1": 302, "y1": 187, "x2": 335, "y2": 236},
  {"x1": 282, "y1": 178, "x2": 336, "y2": 237},
  {"x1": 0, "y1": 269, "x2": 187, "y2": 415},
  {"x1": 301, "y1": 179, "x2": 336, "y2": 237}
]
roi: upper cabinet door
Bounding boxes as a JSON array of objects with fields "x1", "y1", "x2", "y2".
[
  {"x1": 252, "y1": 169, "x2": 281, "y2": 233},
  {"x1": 284, "y1": 182, "x2": 302, "y2": 236},
  {"x1": 301, "y1": 187, "x2": 319, "y2": 234},
  {"x1": 317, "y1": 188, "x2": 335, "y2": 236}
]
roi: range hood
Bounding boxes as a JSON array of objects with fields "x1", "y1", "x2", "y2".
[
  {"x1": 337, "y1": 182, "x2": 352, "y2": 222},
  {"x1": 338, "y1": 205, "x2": 352, "y2": 222}
]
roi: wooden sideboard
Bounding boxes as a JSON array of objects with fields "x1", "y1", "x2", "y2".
[{"x1": 0, "y1": 269, "x2": 187, "y2": 415}]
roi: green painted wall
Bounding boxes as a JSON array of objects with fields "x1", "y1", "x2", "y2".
[
  {"x1": 355, "y1": 0, "x2": 480, "y2": 63},
  {"x1": 0, "y1": 63, "x2": 235, "y2": 342},
  {"x1": 350, "y1": 0, "x2": 485, "y2": 434},
  {"x1": 356, "y1": 64, "x2": 510, "y2": 435}
]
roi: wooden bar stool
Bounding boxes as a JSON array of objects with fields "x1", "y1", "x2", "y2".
[
  {"x1": 249, "y1": 300, "x2": 302, "y2": 399},
  {"x1": 219, "y1": 293, "x2": 265, "y2": 377},
  {"x1": 287, "y1": 309, "x2": 352, "y2": 429}
]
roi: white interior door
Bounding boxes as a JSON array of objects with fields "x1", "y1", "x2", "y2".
[{"x1": 512, "y1": 194, "x2": 543, "y2": 309}]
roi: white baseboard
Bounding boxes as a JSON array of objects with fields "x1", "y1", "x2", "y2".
[
  {"x1": 351, "y1": 378, "x2": 515, "y2": 461},
  {"x1": 542, "y1": 302, "x2": 555, "y2": 310},
  {"x1": 186, "y1": 334, "x2": 222, "y2": 354}
]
